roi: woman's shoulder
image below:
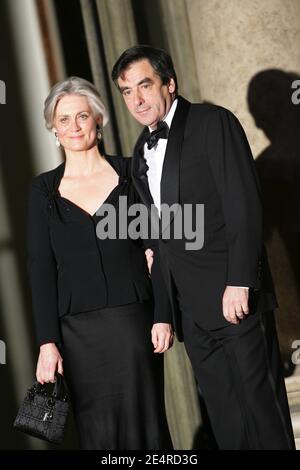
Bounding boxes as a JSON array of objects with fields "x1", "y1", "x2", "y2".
[
  {"x1": 105, "y1": 155, "x2": 132, "y2": 178},
  {"x1": 29, "y1": 162, "x2": 65, "y2": 196}
]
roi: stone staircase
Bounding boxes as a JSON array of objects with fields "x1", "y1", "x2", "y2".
[{"x1": 285, "y1": 368, "x2": 300, "y2": 449}]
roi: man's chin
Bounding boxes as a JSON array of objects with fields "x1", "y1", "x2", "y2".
[
  {"x1": 134, "y1": 116, "x2": 149, "y2": 126},
  {"x1": 134, "y1": 111, "x2": 156, "y2": 127}
]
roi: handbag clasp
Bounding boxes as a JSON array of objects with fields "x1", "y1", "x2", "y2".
[{"x1": 43, "y1": 411, "x2": 53, "y2": 422}]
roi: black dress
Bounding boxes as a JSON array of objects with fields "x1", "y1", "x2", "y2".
[
  {"x1": 60, "y1": 302, "x2": 171, "y2": 450},
  {"x1": 27, "y1": 155, "x2": 173, "y2": 450}
]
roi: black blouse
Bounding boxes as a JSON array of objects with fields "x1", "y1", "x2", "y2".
[{"x1": 27, "y1": 155, "x2": 171, "y2": 346}]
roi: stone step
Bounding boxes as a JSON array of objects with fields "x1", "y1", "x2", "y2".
[
  {"x1": 285, "y1": 376, "x2": 300, "y2": 393},
  {"x1": 285, "y1": 375, "x2": 300, "y2": 449},
  {"x1": 291, "y1": 412, "x2": 300, "y2": 432}
]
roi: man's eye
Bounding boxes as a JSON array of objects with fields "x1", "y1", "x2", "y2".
[
  {"x1": 79, "y1": 114, "x2": 88, "y2": 120},
  {"x1": 123, "y1": 90, "x2": 131, "y2": 97},
  {"x1": 60, "y1": 118, "x2": 68, "y2": 123}
]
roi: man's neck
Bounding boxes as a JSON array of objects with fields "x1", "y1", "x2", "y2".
[{"x1": 149, "y1": 97, "x2": 178, "y2": 131}]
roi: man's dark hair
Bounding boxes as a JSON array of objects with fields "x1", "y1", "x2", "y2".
[{"x1": 111, "y1": 45, "x2": 178, "y2": 94}]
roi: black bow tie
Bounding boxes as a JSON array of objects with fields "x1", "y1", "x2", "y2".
[{"x1": 146, "y1": 121, "x2": 169, "y2": 150}]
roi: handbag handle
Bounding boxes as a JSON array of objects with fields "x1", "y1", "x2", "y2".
[
  {"x1": 29, "y1": 373, "x2": 67, "y2": 401},
  {"x1": 52, "y1": 373, "x2": 67, "y2": 400}
]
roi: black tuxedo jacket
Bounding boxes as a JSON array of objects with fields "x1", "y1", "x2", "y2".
[
  {"x1": 27, "y1": 155, "x2": 172, "y2": 346},
  {"x1": 132, "y1": 97, "x2": 277, "y2": 340}
]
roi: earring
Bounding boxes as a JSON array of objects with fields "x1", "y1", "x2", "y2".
[
  {"x1": 55, "y1": 133, "x2": 61, "y2": 148},
  {"x1": 96, "y1": 125, "x2": 102, "y2": 141}
]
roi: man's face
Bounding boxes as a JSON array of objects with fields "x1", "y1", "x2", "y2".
[{"x1": 117, "y1": 59, "x2": 175, "y2": 129}]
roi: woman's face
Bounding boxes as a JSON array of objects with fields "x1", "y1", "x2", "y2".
[{"x1": 53, "y1": 94, "x2": 100, "y2": 152}]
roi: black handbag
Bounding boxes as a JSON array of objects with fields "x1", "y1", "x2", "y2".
[{"x1": 13, "y1": 373, "x2": 69, "y2": 444}]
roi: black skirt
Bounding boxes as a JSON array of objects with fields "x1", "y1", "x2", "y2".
[{"x1": 60, "y1": 302, "x2": 173, "y2": 450}]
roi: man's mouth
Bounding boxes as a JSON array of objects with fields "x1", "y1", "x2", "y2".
[{"x1": 136, "y1": 108, "x2": 150, "y2": 115}]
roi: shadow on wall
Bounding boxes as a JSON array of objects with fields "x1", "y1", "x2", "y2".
[{"x1": 248, "y1": 69, "x2": 300, "y2": 376}]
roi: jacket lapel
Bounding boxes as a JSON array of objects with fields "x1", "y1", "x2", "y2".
[
  {"x1": 160, "y1": 96, "x2": 191, "y2": 231},
  {"x1": 131, "y1": 127, "x2": 154, "y2": 209},
  {"x1": 131, "y1": 96, "x2": 191, "y2": 236}
]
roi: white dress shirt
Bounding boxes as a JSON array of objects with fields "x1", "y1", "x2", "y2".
[{"x1": 143, "y1": 99, "x2": 178, "y2": 213}]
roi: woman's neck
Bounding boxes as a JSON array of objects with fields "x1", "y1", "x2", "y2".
[{"x1": 63, "y1": 145, "x2": 106, "y2": 177}]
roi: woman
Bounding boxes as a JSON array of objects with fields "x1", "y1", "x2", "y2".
[{"x1": 27, "y1": 76, "x2": 173, "y2": 450}]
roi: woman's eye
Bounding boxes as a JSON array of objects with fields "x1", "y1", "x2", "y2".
[
  {"x1": 60, "y1": 118, "x2": 68, "y2": 123},
  {"x1": 79, "y1": 114, "x2": 88, "y2": 120}
]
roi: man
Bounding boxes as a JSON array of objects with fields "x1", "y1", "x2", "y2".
[{"x1": 111, "y1": 45, "x2": 295, "y2": 450}]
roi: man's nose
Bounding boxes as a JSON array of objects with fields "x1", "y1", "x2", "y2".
[{"x1": 133, "y1": 89, "x2": 144, "y2": 106}]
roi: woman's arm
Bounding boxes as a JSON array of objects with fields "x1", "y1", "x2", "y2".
[{"x1": 27, "y1": 179, "x2": 63, "y2": 382}]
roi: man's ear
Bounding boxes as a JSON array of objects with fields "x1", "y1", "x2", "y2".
[
  {"x1": 52, "y1": 127, "x2": 57, "y2": 134},
  {"x1": 168, "y1": 79, "x2": 176, "y2": 94}
]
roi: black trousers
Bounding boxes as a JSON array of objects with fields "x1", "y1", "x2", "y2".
[{"x1": 181, "y1": 309, "x2": 295, "y2": 450}]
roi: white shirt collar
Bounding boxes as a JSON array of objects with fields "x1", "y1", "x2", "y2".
[{"x1": 148, "y1": 98, "x2": 178, "y2": 132}]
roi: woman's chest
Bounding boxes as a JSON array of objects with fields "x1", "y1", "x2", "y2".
[{"x1": 58, "y1": 169, "x2": 119, "y2": 217}]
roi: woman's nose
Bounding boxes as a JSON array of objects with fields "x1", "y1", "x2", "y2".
[{"x1": 70, "y1": 118, "x2": 80, "y2": 131}]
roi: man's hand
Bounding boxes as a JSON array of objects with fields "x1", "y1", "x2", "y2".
[
  {"x1": 145, "y1": 248, "x2": 154, "y2": 274},
  {"x1": 222, "y1": 286, "x2": 249, "y2": 324},
  {"x1": 36, "y1": 342, "x2": 63, "y2": 384},
  {"x1": 151, "y1": 323, "x2": 174, "y2": 353}
]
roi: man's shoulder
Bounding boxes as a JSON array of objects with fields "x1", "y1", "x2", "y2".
[
  {"x1": 190, "y1": 101, "x2": 234, "y2": 120},
  {"x1": 186, "y1": 102, "x2": 242, "y2": 133}
]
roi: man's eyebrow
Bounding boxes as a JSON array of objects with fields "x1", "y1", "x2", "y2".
[
  {"x1": 138, "y1": 77, "x2": 154, "y2": 86},
  {"x1": 119, "y1": 77, "x2": 154, "y2": 93}
]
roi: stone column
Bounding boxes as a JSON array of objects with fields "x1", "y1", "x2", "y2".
[
  {"x1": 164, "y1": 342, "x2": 202, "y2": 450},
  {"x1": 158, "y1": 0, "x2": 201, "y2": 102},
  {"x1": 95, "y1": 0, "x2": 141, "y2": 156},
  {"x1": 80, "y1": 0, "x2": 118, "y2": 154}
]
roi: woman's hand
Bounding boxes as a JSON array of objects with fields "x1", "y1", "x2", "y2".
[
  {"x1": 36, "y1": 342, "x2": 63, "y2": 384},
  {"x1": 145, "y1": 248, "x2": 154, "y2": 274}
]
